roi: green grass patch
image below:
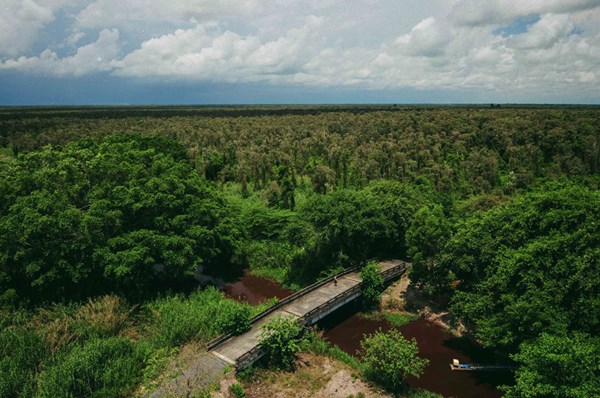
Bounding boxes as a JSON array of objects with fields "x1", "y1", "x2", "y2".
[
  {"x1": 383, "y1": 312, "x2": 419, "y2": 327},
  {"x1": 304, "y1": 331, "x2": 364, "y2": 371},
  {"x1": 36, "y1": 337, "x2": 148, "y2": 398},
  {"x1": 146, "y1": 286, "x2": 256, "y2": 348}
]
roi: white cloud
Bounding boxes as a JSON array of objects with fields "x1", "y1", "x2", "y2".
[
  {"x1": 508, "y1": 14, "x2": 574, "y2": 49},
  {"x1": 451, "y1": 0, "x2": 600, "y2": 26},
  {"x1": 0, "y1": 0, "x2": 54, "y2": 57},
  {"x1": 0, "y1": 0, "x2": 599, "y2": 102},
  {"x1": 396, "y1": 17, "x2": 451, "y2": 57},
  {"x1": 113, "y1": 17, "x2": 324, "y2": 82},
  {"x1": 75, "y1": 0, "x2": 260, "y2": 29},
  {"x1": 65, "y1": 31, "x2": 86, "y2": 46},
  {"x1": 0, "y1": 29, "x2": 120, "y2": 76}
]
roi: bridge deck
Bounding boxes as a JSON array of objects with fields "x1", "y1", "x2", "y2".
[{"x1": 211, "y1": 260, "x2": 403, "y2": 365}]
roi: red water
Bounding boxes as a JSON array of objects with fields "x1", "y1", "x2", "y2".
[
  {"x1": 321, "y1": 306, "x2": 510, "y2": 398},
  {"x1": 221, "y1": 272, "x2": 293, "y2": 305}
]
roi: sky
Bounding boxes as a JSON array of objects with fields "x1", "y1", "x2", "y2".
[{"x1": 1, "y1": 0, "x2": 599, "y2": 105}]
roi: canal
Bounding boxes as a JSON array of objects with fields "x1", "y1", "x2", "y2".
[{"x1": 222, "y1": 272, "x2": 510, "y2": 397}]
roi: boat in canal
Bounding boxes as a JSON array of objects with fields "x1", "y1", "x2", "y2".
[{"x1": 450, "y1": 359, "x2": 512, "y2": 372}]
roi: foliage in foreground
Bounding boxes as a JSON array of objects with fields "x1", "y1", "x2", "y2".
[
  {"x1": 36, "y1": 337, "x2": 147, "y2": 398},
  {"x1": 443, "y1": 182, "x2": 600, "y2": 351},
  {"x1": 360, "y1": 329, "x2": 429, "y2": 393},
  {"x1": 259, "y1": 316, "x2": 306, "y2": 370},
  {"x1": 504, "y1": 333, "x2": 600, "y2": 398},
  {"x1": 147, "y1": 286, "x2": 257, "y2": 348},
  {"x1": 0, "y1": 327, "x2": 48, "y2": 397},
  {"x1": 0, "y1": 287, "x2": 258, "y2": 398},
  {"x1": 360, "y1": 262, "x2": 385, "y2": 310},
  {"x1": 0, "y1": 134, "x2": 238, "y2": 304}
]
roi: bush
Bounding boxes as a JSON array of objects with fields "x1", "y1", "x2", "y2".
[
  {"x1": 226, "y1": 306, "x2": 252, "y2": 335},
  {"x1": 259, "y1": 316, "x2": 305, "y2": 370},
  {"x1": 0, "y1": 327, "x2": 48, "y2": 398},
  {"x1": 229, "y1": 383, "x2": 247, "y2": 398},
  {"x1": 147, "y1": 287, "x2": 251, "y2": 348},
  {"x1": 34, "y1": 295, "x2": 135, "y2": 353},
  {"x1": 360, "y1": 262, "x2": 384, "y2": 310},
  {"x1": 360, "y1": 329, "x2": 429, "y2": 393},
  {"x1": 36, "y1": 337, "x2": 147, "y2": 398},
  {"x1": 504, "y1": 332, "x2": 600, "y2": 398}
]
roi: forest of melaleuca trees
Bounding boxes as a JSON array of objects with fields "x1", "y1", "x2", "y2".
[{"x1": 0, "y1": 105, "x2": 598, "y2": 397}]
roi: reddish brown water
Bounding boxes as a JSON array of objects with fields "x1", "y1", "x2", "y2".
[
  {"x1": 221, "y1": 272, "x2": 293, "y2": 305},
  {"x1": 321, "y1": 305, "x2": 511, "y2": 398}
]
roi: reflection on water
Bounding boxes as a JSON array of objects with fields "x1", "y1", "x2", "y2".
[{"x1": 320, "y1": 304, "x2": 511, "y2": 398}]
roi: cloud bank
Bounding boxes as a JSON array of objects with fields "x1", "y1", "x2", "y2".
[{"x1": 1, "y1": 0, "x2": 599, "y2": 101}]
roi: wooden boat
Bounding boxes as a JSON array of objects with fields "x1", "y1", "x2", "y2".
[{"x1": 450, "y1": 359, "x2": 511, "y2": 372}]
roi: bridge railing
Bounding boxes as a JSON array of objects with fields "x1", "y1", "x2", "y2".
[
  {"x1": 207, "y1": 264, "x2": 363, "y2": 350},
  {"x1": 303, "y1": 262, "x2": 406, "y2": 325}
]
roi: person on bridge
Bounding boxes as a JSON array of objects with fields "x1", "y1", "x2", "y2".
[{"x1": 333, "y1": 276, "x2": 338, "y2": 286}]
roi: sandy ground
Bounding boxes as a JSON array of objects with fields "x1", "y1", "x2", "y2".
[
  {"x1": 382, "y1": 273, "x2": 464, "y2": 336},
  {"x1": 241, "y1": 353, "x2": 390, "y2": 398}
]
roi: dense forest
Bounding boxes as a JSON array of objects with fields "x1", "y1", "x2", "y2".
[{"x1": 0, "y1": 105, "x2": 598, "y2": 397}]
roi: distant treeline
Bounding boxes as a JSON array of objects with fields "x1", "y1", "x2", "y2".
[{"x1": 1, "y1": 106, "x2": 598, "y2": 197}]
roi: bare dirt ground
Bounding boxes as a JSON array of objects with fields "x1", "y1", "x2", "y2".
[
  {"x1": 382, "y1": 273, "x2": 464, "y2": 336},
  {"x1": 241, "y1": 353, "x2": 390, "y2": 398}
]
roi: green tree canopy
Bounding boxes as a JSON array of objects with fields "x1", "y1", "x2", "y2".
[
  {"x1": 0, "y1": 134, "x2": 238, "y2": 303},
  {"x1": 360, "y1": 328, "x2": 429, "y2": 393},
  {"x1": 360, "y1": 261, "x2": 384, "y2": 310},
  {"x1": 439, "y1": 182, "x2": 600, "y2": 350},
  {"x1": 406, "y1": 204, "x2": 451, "y2": 297},
  {"x1": 300, "y1": 181, "x2": 427, "y2": 271},
  {"x1": 504, "y1": 332, "x2": 600, "y2": 398}
]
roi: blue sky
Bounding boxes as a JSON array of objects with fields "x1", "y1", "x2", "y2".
[{"x1": 1, "y1": 0, "x2": 599, "y2": 105}]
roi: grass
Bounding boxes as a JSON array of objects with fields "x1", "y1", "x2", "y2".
[
  {"x1": 384, "y1": 312, "x2": 419, "y2": 327},
  {"x1": 304, "y1": 330, "x2": 364, "y2": 371},
  {"x1": 0, "y1": 285, "x2": 277, "y2": 397}
]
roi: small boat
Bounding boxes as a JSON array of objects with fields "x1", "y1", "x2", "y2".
[{"x1": 450, "y1": 359, "x2": 511, "y2": 372}]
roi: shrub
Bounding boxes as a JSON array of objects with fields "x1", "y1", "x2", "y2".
[
  {"x1": 0, "y1": 327, "x2": 47, "y2": 398},
  {"x1": 229, "y1": 383, "x2": 247, "y2": 398},
  {"x1": 74, "y1": 295, "x2": 134, "y2": 338},
  {"x1": 36, "y1": 337, "x2": 147, "y2": 398},
  {"x1": 148, "y1": 287, "x2": 250, "y2": 348},
  {"x1": 227, "y1": 306, "x2": 252, "y2": 335},
  {"x1": 360, "y1": 329, "x2": 429, "y2": 393},
  {"x1": 259, "y1": 316, "x2": 305, "y2": 369},
  {"x1": 31, "y1": 295, "x2": 134, "y2": 354},
  {"x1": 360, "y1": 262, "x2": 384, "y2": 310}
]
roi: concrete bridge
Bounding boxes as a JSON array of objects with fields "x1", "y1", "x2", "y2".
[{"x1": 208, "y1": 259, "x2": 406, "y2": 370}]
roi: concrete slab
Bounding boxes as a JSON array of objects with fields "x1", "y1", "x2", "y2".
[{"x1": 282, "y1": 277, "x2": 360, "y2": 317}]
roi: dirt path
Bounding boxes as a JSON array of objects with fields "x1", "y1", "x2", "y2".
[{"x1": 146, "y1": 351, "x2": 229, "y2": 398}]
